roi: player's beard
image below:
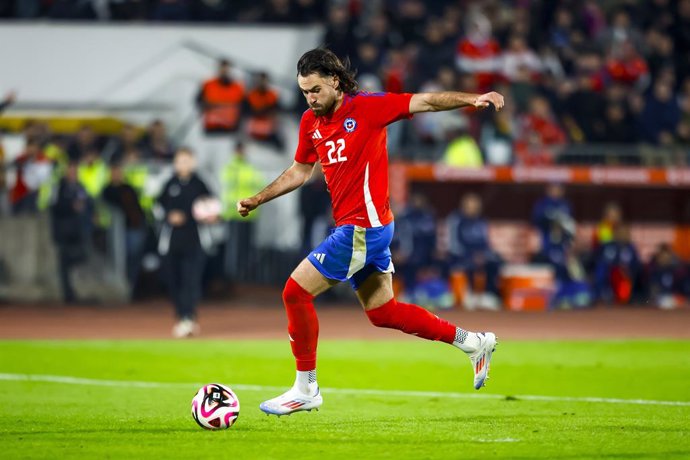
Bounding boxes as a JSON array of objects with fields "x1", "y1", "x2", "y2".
[{"x1": 310, "y1": 96, "x2": 336, "y2": 116}]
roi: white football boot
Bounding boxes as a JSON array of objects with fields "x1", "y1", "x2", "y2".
[
  {"x1": 172, "y1": 319, "x2": 199, "y2": 338},
  {"x1": 259, "y1": 386, "x2": 323, "y2": 416},
  {"x1": 467, "y1": 332, "x2": 497, "y2": 390}
]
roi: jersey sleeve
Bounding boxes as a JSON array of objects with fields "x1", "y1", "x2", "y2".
[
  {"x1": 294, "y1": 111, "x2": 318, "y2": 164},
  {"x1": 360, "y1": 92, "x2": 414, "y2": 127}
]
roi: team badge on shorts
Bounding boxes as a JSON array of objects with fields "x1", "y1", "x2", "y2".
[{"x1": 343, "y1": 118, "x2": 357, "y2": 132}]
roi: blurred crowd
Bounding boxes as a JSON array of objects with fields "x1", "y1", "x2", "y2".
[
  {"x1": 1, "y1": 116, "x2": 266, "y2": 313},
  {"x1": 2, "y1": 0, "x2": 690, "y2": 164},
  {"x1": 389, "y1": 185, "x2": 690, "y2": 311}
]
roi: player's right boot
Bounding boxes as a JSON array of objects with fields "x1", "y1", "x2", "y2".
[
  {"x1": 466, "y1": 332, "x2": 497, "y2": 390},
  {"x1": 259, "y1": 386, "x2": 323, "y2": 416}
]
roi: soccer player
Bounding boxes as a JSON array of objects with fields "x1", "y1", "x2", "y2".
[{"x1": 237, "y1": 48, "x2": 504, "y2": 416}]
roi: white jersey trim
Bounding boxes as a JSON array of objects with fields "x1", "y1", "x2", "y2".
[{"x1": 363, "y1": 163, "x2": 382, "y2": 228}]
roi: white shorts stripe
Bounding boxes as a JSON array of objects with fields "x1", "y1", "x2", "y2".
[{"x1": 363, "y1": 163, "x2": 382, "y2": 227}]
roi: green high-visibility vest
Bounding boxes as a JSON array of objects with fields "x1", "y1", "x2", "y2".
[
  {"x1": 221, "y1": 157, "x2": 264, "y2": 221},
  {"x1": 37, "y1": 143, "x2": 69, "y2": 211},
  {"x1": 78, "y1": 159, "x2": 111, "y2": 228},
  {"x1": 78, "y1": 159, "x2": 110, "y2": 198},
  {"x1": 442, "y1": 136, "x2": 484, "y2": 168},
  {"x1": 123, "y1": 163, "x2": 154, "y2": 214}
]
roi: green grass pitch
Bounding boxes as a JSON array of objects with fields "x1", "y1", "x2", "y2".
[{"x1": 1, "y1": 339, "x2": 689, "y2": 459}]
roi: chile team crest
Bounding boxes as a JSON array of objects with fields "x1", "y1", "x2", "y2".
[{"x1": 343, "y1": 118, "x2": 357, "y2": 132}]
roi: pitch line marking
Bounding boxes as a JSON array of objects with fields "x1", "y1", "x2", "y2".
[{"x1": 0, "y1": 373, "x2": 689, "y2": 407}]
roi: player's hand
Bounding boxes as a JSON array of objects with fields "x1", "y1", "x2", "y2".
[
  {"x1": 473, "y1": 92, "x2": 504, "y2": 111},
  {"x1": 168, "y1": 210, "x2": 187, "y2": 226},
  {"x1": 237, "y1": 197, "x2": 259, "y2": 217}
]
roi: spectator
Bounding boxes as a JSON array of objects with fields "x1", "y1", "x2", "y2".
[
  {"x1": 219, "y1": 142, "x2": 264, "y2": 281},
  {"x1": 380, "y1": 47, "x2": 410, "y2": 94},
  {"x1": 606, "y1": 41, "x2": 650, "y2": 90},
  {"x1": 197, "y1": 59, "x2": 245, "y2": 134},
  {"x1": 392, "y1": 193, "x2": 440, "y2": 293},
  {"x1": 77, "y1": 148, "x2": 109, "y2": 200},
  {"x1": 502, "y1": 35, "x2": 540, "y2": 113},
  {"x1": 441, "y1": 117, "x2": 483, "y2": 168},
  {"x1": 595, "y1": 202, "x2": 623, "y2": 247},
  {"x1": 50, "y1": 162, "x2": 91, "y2": 303},
  {"x1": 404, "y1": 266, "x2": 454, "y2": 311},
  {"x1": 446, "y1": 193, "x2": 502, "y2": 309},
  {"x1": 637, "y1": 80, "x2": 681, "y2": 144},
  {"x1": 394, "y1": 0, "x2": 427, "y2": 45},
  {"x1": 322, "y1": 4, "x2": 356, "y2": 61},
  {"x1": 414, "y1": 18, "x2": 455, "y2": 87},
  {"x1": 360, "y1": 13, "x2": 403, "y2": 55},
  {"x1": 648, "y1": 244, "x2": 689, "y2": 309},
  {"x1": 105, "y1": 123, "x2": 141, "y2": 164},
  {"x1": 293, "y1": 0, "x2": 322, "y2": 23},
  {"x1": 594, "y1": 224, "x2": 642, "y2": 305},
  {"x1": 49, "y1": 0, "x2": 96, "y2": 20},
  {"x1": 599, "y1": 103, "x2": 635, "y2": 143},
  {"x1": 600, "y1": 9, "x2": 645, "y2": 55},
  {"x1": 535, "y1": 219, "x2": 591, "y2": 309},
  {"x1": 501, "y1": 34, "x2": 541, "y2": 83},
  {"x1": 515, "y1": 95, "x2": 566, "y2": 164},
  {"x1": 414, "y1": 67, "x2": 467, "y2": 146},
  {"x1": 532, "y1": 183, "x2": 574, "y2": 251},
  {"x1": 157, "y1": 147, "x2": 214, "y2": 338},
  {"x1": 672, "y1": 0, "x2": 690, "y2": 82},
  {"x1": 582, "y1": 0, "x2": 607, "y2": 39},
  {"x1": 10, "y1": 139, "x2": 52, "y2": 214},
  {"x1": 14, "y1": 0, "x2": 42, "y2": 18},
  {"x1": 646, "y1": 29, "x2": 675, "y2": 81},
  {"x1": 353, "y1": 41, "x2": 382, "y2": 83},
  {"x1": 121, "y1": 148, "x2": 154, "y2": 215},
  {"x1": 67, "y1": 125, "x2": 102, "y2": 162},
  {"x1": 109, "y1": 0, "x2": 149, "y2": 21},
  {"x1": 151, "y1": 0, "x2": 191, "y2": 22},
  {"x1": 548, "y1": 7, "x2": 579, "y2": 70},
  {"x1": 102, "y1": 163, "x2": 148, "y2": 296},
  {"x1": 455, "y1": 12, "x2": 501, "y2": 92},
  {"x1": 520, "y1": 95, "x2": 567, "y2": 145},
  {"x1": 562, "y1": 52, "x2": 607, "y2": 142},
  {"x1": 245, "y1": 72, "x2": 283, "y2": 150},
  {"x1": 258, "y1": 0, "x2": 296, "y2": 24},
  {"x1": 139, "y1": 119, "x2": 174, "y2": 161}
]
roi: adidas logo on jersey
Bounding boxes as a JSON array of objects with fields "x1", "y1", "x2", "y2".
[
  {"x1": 312, "y1": 129, "x2": 323, "y2": 139},
  {"x1": 313, "y1": 253, "x2": 326, "y2": 263}
]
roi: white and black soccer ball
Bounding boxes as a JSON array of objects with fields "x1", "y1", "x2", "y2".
[{"x1": 191, "y1": 383, "x2": 240, "y2": 430}]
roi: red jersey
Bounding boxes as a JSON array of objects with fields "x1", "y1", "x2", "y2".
[{"x1": 295, "y1": 92, "x2": 413, "y2": 228}]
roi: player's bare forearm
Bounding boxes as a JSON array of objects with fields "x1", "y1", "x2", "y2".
[
  {"x1": 256, "y1": 163, "x2": 312, "y2": 204},
  {"x1": 409, "y1": 91, "x2": 504, "y2": 114},
  {"x1": 237, "y1": 161, "x2": 314, "y2": 217}
]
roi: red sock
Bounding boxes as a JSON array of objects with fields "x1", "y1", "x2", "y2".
[
  {"x1": 365, "y1": 298, "x2": 456, "y2": 344},
  {"x1": 283, "y1": 277, "x2": 318, "y2": 371}
]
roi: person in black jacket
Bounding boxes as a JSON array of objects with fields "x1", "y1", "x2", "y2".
[
  {"x1": 157, "y1": 147, "x2": 214, "y2": 338},
  {"x1": 50, "y1": 162, "x2": 92, "y2": 303},
  {"x1": 102, "y1": 163, "x2": 148, "y2": 297}
]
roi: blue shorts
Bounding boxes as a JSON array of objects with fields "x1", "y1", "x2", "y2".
[{"x1": 307, "y1": 222, "x2": 395, "y2": 290}]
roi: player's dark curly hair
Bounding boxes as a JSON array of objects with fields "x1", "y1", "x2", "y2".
[{"x1": 297, "y1": 48, "x2": 359, "y2": 95}]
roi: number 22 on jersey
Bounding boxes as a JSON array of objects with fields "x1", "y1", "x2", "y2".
[{"x1": 325, "y1": 139, "x2": 347, "y2": 164}]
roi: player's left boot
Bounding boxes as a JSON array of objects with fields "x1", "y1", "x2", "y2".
[
  {"x1": 259, "y1": 386, "x2": 323, "y2": 416},
  {"x1": 466, "y1": 332, "x2": 497, "y2": 390}
]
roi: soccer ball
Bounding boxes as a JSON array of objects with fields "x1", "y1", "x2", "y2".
[
  {"x1": 192, "y1": 197, "x2": 222, "y2": 222},
  {"x1": 191, "y1": 383, "x2": 240, "y2": 430}
]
